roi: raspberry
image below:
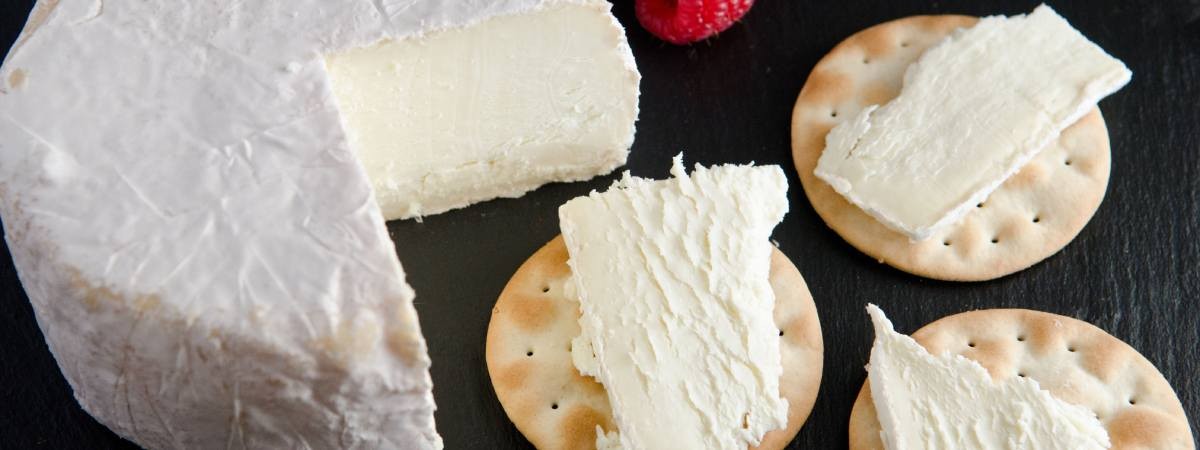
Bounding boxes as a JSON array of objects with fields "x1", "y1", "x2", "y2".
[{"x1": 635, "y1": 0, "x2": 755, "y2": 45}]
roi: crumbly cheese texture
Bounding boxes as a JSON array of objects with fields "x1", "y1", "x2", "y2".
[
  {"x1": 866, "y1": 305, "x2": 1110, "y2": 450},
  {"x1": 0, "y1": 0, "x2": 632, "y2": 448},
  {"x1": 815, "y1": 5, "x2": 1131, "y2": 240},
  {"x1": 326, "y1": 2, "x2": 639, "y2": 220},
  {"x1": 560, "y1": 156, "x2": 790, "y2": 450}
]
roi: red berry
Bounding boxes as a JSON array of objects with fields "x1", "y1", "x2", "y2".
[{"x1": 635, "y1": 0, "x2": 755, "y2": 45}]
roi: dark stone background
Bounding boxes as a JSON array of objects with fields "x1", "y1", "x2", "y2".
[{"x1": 1, "y1": 1, "x2": 1197, "y2": 448}]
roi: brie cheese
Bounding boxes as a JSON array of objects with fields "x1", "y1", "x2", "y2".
[
  {"x1": 815, "y1": 5, "x2": 1131, "y2": 240},
  {"x1": 560, "y1": 156, "x2": 790, "y2": 450},
  {"x1": 866, "y1": 305, "x2": 1110, "y2": 449},
  {"x1": 0, "y1": 0, "x2": 637, "y2": 448},
  {"x1": 326, "y1": 2, "x2": 639, "y2": 220}
]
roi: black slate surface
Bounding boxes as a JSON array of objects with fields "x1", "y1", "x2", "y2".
[{"x1": 1, "y1": 0, "x2": 1198, "y2": 448}]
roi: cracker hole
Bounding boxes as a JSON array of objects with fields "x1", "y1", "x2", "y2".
[
  {"x1": 551, "y1": 403, "x2": 559, "y2": 410},
  {"x1": 1032, "y1": 216, "x2": 1041, "y2": 224},
  {"x1": 526, "y1": 350, "x2": 534, "y2": 357},
  {"x1": 1018, "y1": 372, "x2": 1026, "y2": 378},
  {"x1": 976, "y1": 202, "x2": 984, "y2": 208},
  {"x1": 1017, "y1": 335, "x2": 1026, "y2": 342},
  {"x1": 1128, "y1": 398, "x2": 1137, "y2": 405},
  {"x1": 967, "y1": 342, "x2": 976, "y2": 348},
  {"x1": 900, "y1": 41, "x2": 910, "y2": 47},
  {"x1": 1068, "y1": 346, "x2": 1077, "y2": 353},
  {"x1": 943, "y1": 241, "x2": 951, "y2": 247},
  {"x1": 990, "y1": 237, "x2": 999, "y2": 244},
  {"x1": 778, "y1": 329, "x2": 784, "y2": 337},
  {"x1": 541, "y1": 285, "x2": 550, "y2": 293},
  {"x1": 862, "y1": 57, "x2": 870, "y2": 64},
  {"x1": 831, "y1": 110, "x2": 838, "y2": 118},
  {"x1": 1064, "y1": 159, "x2": 1072, "y2": 166}
]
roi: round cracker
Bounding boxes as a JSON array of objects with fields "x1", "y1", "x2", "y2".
[
  {"x1": 486, "y1": 236, "x2": 823, "y2": 450},
  {"x1": 848, "y1": 309, "x2": 1194, "y2": 449},
  {"x1": 790, "y1": 15, "x2": 1112, "y2": 281}
]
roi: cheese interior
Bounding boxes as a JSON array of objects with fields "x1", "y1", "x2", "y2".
[
  {"x1": 326, "y1": 2, "x2": 639, "y2": 220},
  {"x1": 815, "y1": 5, "x2": 1130, "y2": 240},
  {"x1": 560, "y1": 156, "x2": 789, "y2": 450},
  {"x1": 866, "y1": 304, "x2": 1110, "y2": 449}
]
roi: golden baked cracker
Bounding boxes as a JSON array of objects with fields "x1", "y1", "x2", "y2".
[
  {"x1": 791, "y1": 15, "x2": 1112, "y2": 281},
  {"x1": 486, "y1": 236, "x2": 823, "y2": 450},
  {"x1": 848, "y1": 309, "x2": 1194, "y2": 449}
]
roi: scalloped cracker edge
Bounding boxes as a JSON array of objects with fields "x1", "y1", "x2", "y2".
[
  {"x1": 486, "y1": 236, "x2": 823, "y2": 449},
  {"x1": 791, "y1": 15, "x2": 1112, "y2": 281},
  {"x1": 848, "y1": 308, "x2": 1193, "y2": 449}
]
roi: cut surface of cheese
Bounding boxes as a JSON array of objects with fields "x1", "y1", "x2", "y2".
[
  {"x1": 815, "y1": 5, "x2": 1130, "y2": 240},
  {"x1": 865, "y1": 304, "x2": 1110, "y2": 450},
  {"x1": 326, "y1": 2, "x2": 639, "y2": 220},
  {"x1": 559, "y1": 155, "x2": 790, "y2": 450},
  {"x1": 0, "y1": 0, "x2": 635, "y2": 448}
]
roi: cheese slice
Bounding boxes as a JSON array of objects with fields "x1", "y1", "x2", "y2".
[
  {"x1": 815, "y1": 5, "x2": 1131, "y2": 240},
  {"x1": 560, "y1": 155, "x2": 790, "y2": 450},
  {"x1": 326, "y1": 2, "x2": 639, "y2": 220},
  {"x1": 866, "y1": 305, "x2": 1110, "y2": 449},
  {"x1": 0, "y1": 0, "x2": 636, "y2": 448}
]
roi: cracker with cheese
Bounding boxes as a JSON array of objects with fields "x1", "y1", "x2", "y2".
[
  {"x1": 791, "y1": 6, "x2": 1130, "y2": 281},
  {"x1": 486, "y1": 158, "x2": 823, "y2": 449},
  {"x1": 851, "y1": 305, "x2": 1193, "y2": 449}
]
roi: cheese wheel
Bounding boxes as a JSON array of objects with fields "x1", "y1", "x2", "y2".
[{"x1": 0, "y1": 0, "x2": 638, "y2": 447}]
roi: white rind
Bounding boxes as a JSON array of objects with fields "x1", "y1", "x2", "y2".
[{"x1": 0, "y1": 0, "x2": 631, "y2": 448}]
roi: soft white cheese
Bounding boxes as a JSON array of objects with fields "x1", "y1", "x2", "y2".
[
  {"x1": 815, "y1": 5, "x2": 1131, "y2": 240},
  {"x1": 866, "y1": 305, "x2": 1110, "y2": 450},
  {"x1": 0, "y1": 0, "x2": 635, "y2": 448},
  {"x1": 560, "y1": 155, "x2": 790, "y2": 450},
  {"x1": 326, "y1": 1, "x2": 639, "y2": 220},
  {"x1": 595, "y1": 426, "x2": 624, "y2": 450}
]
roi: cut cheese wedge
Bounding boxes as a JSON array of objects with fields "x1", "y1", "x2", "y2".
[
  {"x1": 326, "y1": 2, "x2": 639, "y2": 220},
  {"x1": 866, "y1": 305, "x2": 1110, "y2": 449},
  {"x1": 0, "y1": 0, "x2": 637, "y2": 448},
  {"x1": 560, "y1": 156, "x2": 790, "y2": 450},
  {"x1": 815, "y1": 5, "x2": 1130, "y2": 240}
]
